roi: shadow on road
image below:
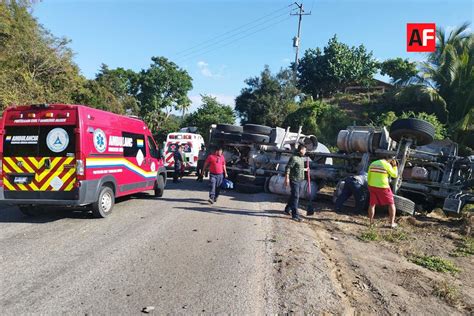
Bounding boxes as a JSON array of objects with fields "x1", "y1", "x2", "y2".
[{"x1": 176, "y1": 205, "x2": 289, "y2": 219}]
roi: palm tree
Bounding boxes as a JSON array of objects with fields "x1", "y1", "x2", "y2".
[{"x1": 420, "y1": 23, "x2": 474, "y2": 144}]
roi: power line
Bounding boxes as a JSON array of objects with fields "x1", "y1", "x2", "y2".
[
  {"x1": 175, "y1": 11, "x2": 293, "y2": 60},
  {"x1": 173, "y1": 3, "x2": 295, "y2": 58},
  {"x1": 291, "y1": 2, "x2": 311, "y2": 71},
  {"x1": 177, "y1": 16, "x2": 292, "y2": 63}
]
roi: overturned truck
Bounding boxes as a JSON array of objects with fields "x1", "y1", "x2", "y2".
[{"x1": 210, "y1": 119, "x2": 474, "y2": 215}]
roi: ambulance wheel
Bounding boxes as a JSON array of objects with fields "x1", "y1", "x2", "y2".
[
  {"x1": 92, "y1": 186, "x2": 114, "y2": 218},
  {"x1": 154, "y1": 175, "x2": 165, "y2": 197}
]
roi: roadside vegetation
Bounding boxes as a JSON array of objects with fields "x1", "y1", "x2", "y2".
[
  {"x1": 0, "y1": 1, "x2": 472, "y2": 151},
  {"x1": 410, "y1": 254, "x2": 460, "y2": 274}
]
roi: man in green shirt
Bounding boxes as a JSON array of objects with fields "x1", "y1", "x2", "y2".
[{"x1": 284, "y1": 144, "x2": 307, "y2": 222}]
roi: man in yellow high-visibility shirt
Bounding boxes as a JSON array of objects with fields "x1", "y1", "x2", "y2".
[{"x1": 367, "y1": 158, "x2": 399, "y2": 228}]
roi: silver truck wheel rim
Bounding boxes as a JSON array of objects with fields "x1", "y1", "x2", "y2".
[{"x1": 101, "y1": 192, "x2": 112, "y2": 212}]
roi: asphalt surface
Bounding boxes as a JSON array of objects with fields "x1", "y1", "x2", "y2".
[{"x1": 0, "y1": 177, "x2": 341, "y2": 314}]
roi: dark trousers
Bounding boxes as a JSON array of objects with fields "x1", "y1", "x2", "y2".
[
  {"x1": 173, "y1": 167, "x2": 182, "y2": 183},
  {"x1": 285, "y1": 180, "x2": 302, "y2": 218},
  {"x1": 196, "y1": 160, "x2": 205, "y2": 181},
  {"x1": 335, "y1": 178, "x2": 368, "y2": 213},
  {"x1": 209, "y1": 173, "x2": 224, "y2": 200}
]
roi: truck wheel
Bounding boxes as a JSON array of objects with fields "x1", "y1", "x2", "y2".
[
  {"x1": 213, "y1": 132, "x2": 242, "y2": 142},
  {"x1": 92, "y1": 186, "x2": 115, "y2": 218},
  {"x1": 216, "y1": 124, "x2": 243, "y2": 134},
  {"x1": 235, "y1": 182, "x2": 264, "y2": 194},
  {"x1": 243, "y1": 124, "x2": 272, "y2": 135},
  {"x1": 154, "y1": 175, "x2": 165, "y2": 197},
  {"x1": 394, "y1": 195, "x2": 415, "y2": 215},
  {"x1": 18, "y1": 206, "x2": 44, "y2": 217},
  {"x1": 389, "y1": 118, "x2": 435, "y2": 146},
  {"x1": 242, "y1": 133, "x2": 270, "y2": 144}
]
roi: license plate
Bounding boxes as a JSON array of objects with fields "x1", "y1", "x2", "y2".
[{"x1": 14, "y1": 177, "x2": 28, "y2": 184}]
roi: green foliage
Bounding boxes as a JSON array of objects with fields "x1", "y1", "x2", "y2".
[
  {"x1": 235, "y1": 66, "x2": 298, "y2": 126},
  {"x1": 380, "y1": 58, "x2": 418, "y2": 86},
  {"x1": 283, "y1": 100, "x2": 351, "y2": 146},
  {"x1": 450, "y1": 237, "x2": 474, "y2": 257},
  {"x1": 411, "y1": 255, "x2": 460, "y2": 274},
  {"x1": 297, "y1": 35, "x2": 378, "y2": 98},
  {"x1": 381, "y1": 229, "x2": 409, "y2": 243},
  {"x1": 137, "y1": 56, "x2": 193, "y2": 124},
  {"x1": 359, "y1": 227, "x2": 379, "y2": 241},
  {"x1": 154, "y1": 114, "x2": 182, "y2": 145},
  {"x1": 420, "y1": 23, "x2": 474, "y2": 146},
  {"x1": 0, "y1": 0, "x2": 84, "y2": 108},
  {"x1": 183, "y1": 95, "x2": 235, "y2": 142},
  {"x1": 374, "y1": 111, "x2": 447, "y2": 140}
]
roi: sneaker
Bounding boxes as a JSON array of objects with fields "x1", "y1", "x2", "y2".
[
  {"x1": 292, "y1": 217, "x2": 303, "y2": 222},
  {"x1": 390, "y1": 223, "x2": 398, "y2": 229},
  {"x1": 208, "y1": 199, "x2": 214, "y2": 205},
  {"x1": 214, "y1": 198, "x2": 218, "y2": 203},
  {"x1": 284, "y1": 208, "x2": 291, "y2": 215}
]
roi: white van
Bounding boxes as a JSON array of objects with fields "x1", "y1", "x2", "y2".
[{"x1": 164, "y1": 132, "x2": 205, "y2": 173}]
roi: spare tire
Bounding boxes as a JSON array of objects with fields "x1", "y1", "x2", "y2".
[
  {"x1": 242, "y1": 133, "x2": 270, "y2": 144},
  {"x1": 235, "y1": 182, "x2": 264, "y2": 194},
  {"x1": 212, "y1": 132, "x2": 242, "y2": 143},
  {"x1": 394, "y1": 195, "x2": 415, "y2": 215},
  {"x1": 244, "y1": 124, "x2": 272, "y2": 135},
  {"x1": 389, "y1": 118, "x2": 435, "y2": 146},
  {"x1": 216, "y1": 124, "x2": 243, "y2": 134}
]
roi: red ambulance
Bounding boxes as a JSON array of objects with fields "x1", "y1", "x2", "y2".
[{"x1": 0, "y1": 104, "x2": 167, "y2": 217}]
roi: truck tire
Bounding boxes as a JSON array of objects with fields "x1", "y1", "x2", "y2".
[
  {"x1": 154, "y1": 175, "x2": 165, "y2": 197},
  {"x1": 243, "y1": 124, "x2": 272, "y2": 135},
  {"x1": 389, "y1": 118, "x2": 435, "y2": 146},
  {"x1": 236, "y1": 174, "x2": 266, "y2": 186},
  {"x1": 235, "y1": 182, "x2": 264, "y2": 194},
  {"x1": 216, "y1": 124, "x2": 243, "y2": 134},
  {"x1": 394, "y1": 195, "x2": 415, "y2": 215},
  {"x1": 18, "y1": 205, "x2": 44, "y2": 217},
  {"x1": 212, "y1": 132, "x2": 242, "y2": 143},
  {"x1": 241, "y1": 133, "x2": 270, "y2": 144},
  {"x1": 92, "y1": 186, "x2": 115, "y2": 218}
]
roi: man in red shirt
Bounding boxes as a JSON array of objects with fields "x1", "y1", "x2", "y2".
[{"x1": 201, "y1": 147, "x2": 228, "y2": 204}]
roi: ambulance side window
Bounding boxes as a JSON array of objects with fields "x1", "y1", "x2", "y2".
[
  {"x1": 122, "y1": 132, "x2": 145, "y2": 157},
  {"x1": 147, "y1": 136, "x2": 159, "y2": 159}
]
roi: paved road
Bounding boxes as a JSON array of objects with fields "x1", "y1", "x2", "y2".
[{"x1": 0, "y1": 178, "x2": 280, "y2": 314}]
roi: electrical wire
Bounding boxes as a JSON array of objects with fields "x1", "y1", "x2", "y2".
[{"x1": 173, "y1": 3, "x2": 295, "y2": 58}]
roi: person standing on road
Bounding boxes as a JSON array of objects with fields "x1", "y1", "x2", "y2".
[
  {"x1": 367, "y1": 158, "x2": 399, "y2": 228},
  {"x1": 284, "y1": 144, "x2": 307, "y2": 222},
  {"x1": 202, "y1": 147, "x2": 227, "y2": 204},
  {"x1": 196, "y1": 144, "x2": 207, "y2": 182},
  {"x1": 173, "y1": 145, "x2": 184, "y2": 183},
  {"x1": 334, "y1": 171, "x2": 368, "y2": 214}
]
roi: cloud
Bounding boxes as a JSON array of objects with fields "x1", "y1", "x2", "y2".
[{"x1": 196, "y1": 61, "x2": 224, "y2": 78}]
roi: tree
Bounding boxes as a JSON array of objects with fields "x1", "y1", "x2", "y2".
[
  {"x1": 75, "y1": 64, "x2": 140, "y2": 114},
  {"x1": 297, "y1": 35, "x2": 378, "y2": 98},
  {"x1": 235, "y1": 66, "x2": 298, "y2": 126},
  {"x1": 137, "y1": 57, "x2": 193, "y2": 131},
  {"x1": 0, "y1": 0, "x2": 84, "y2": 108},
  {"x1": 380, "y1": 58, "x2": 418, "y2": 86},
  {"x1": 418, "y1": 23, "x2": 473, "y2": 150},
  {"x1": 183, "y1": 95, "x2": 235, "y2": 142}
]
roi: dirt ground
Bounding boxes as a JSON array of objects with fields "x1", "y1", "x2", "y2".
[{"x1": 264, "y1": 191, "x2": 474, "y2": 315}]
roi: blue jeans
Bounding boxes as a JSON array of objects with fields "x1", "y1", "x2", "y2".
[
  {"x1": 209, "y1": 173, "x2": 224, "y2": 200},
  {"x1": 285, "y1": 180, "x2": 302, "y2": 218},
  {"x1": 335, "y1": 177, "x2": 368, "y2": 213}
]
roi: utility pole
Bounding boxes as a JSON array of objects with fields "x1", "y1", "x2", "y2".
[{"x1": 291, "y1": 2, "x2": 311, "y2": 72}]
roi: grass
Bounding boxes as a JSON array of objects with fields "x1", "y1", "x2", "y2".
[
  {"x1": 381, "y1": 230, "x2": 409, "y2": 243},
  {"x1": 432, "y1": 280, "x2": 461, "y2": 307},
  {"x1": 450, "y1": 237, "x2": 474, "y2": 257},
  {"x1": 359, "y1": 227, "x2": 379, "y2": 241},
  {"x1": 411, "y1": 255, "x2": 460, "y2": 274}
]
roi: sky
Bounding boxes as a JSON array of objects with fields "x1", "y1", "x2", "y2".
[{"x1": 33, "y1": 0, "x2": 473, "y2": 112}]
